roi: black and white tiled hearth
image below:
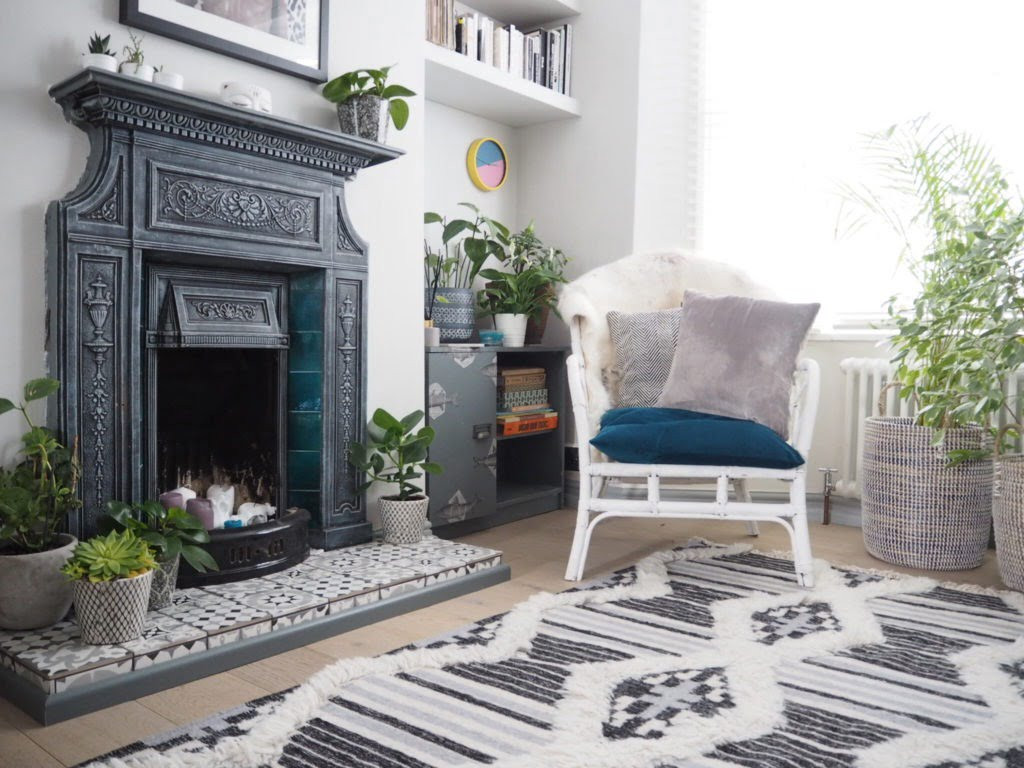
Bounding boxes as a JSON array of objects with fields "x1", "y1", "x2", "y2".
[{"x1": 0, "y1": 537, "x2": 505, "y2": 722}]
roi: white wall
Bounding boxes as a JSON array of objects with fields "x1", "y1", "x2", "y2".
[{"x1": 0, "y1": 0, "x2": 426, "y2": 524}]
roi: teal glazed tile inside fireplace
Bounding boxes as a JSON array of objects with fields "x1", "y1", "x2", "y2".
[
  {"x1": 288, "y1": 450, "x2": 322, "y2": 490},
  {"x1": 288, "y1": 272, "x2": 325, "y2": 514}
]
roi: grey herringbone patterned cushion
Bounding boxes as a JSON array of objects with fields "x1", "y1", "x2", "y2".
[{"x1": 607, "y1": 309, "x2": 683, "y2": 407}]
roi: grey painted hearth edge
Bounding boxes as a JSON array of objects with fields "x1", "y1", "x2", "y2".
[
  {"x1": 564, "y1": 472, "x2": 862, "y2": 527},
  {"x1": 1, "y1": 565, "x2": 510, "y2": 725},
  {"x1": 45, "y1": 69, "x2": 403, "y2": 545}
]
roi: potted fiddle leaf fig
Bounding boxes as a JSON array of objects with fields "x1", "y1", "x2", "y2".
[
  {"x1": 424, "y1": 203, "x2": 509, "y2": 341},
  {"x1": 845, "y1": 117, "x2": 1024, "y2": 570},
  {"x1": 82, "y1": 32, "x2": 118, "y2": 73},
  {"x1": 322, "y1": 65, "x2": 415, "y2": 143},
  {"x1": 101, "y1": 500, "x2": 218, "y2": 610},
  {"x1": 349, "y1": 409, "x2": 442, "y2": 544},
  {"x1": 0, "y1": 378, "x2": 82, "y2": 630},
  {"x1": 61, "y1": 529, "x2": 157, "y2": 644}
]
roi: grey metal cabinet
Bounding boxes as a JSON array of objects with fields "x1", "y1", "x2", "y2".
[{"x1": 426, "y1": 346, "x2": 567, "y2": 536}]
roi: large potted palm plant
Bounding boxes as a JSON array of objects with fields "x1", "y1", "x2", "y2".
[
  {"x1": 847, "y1": 118, "x2": 1024, "y2": 570},
  {"x1": 0, "y1": 378, "x2": 81, "y2": 629}
]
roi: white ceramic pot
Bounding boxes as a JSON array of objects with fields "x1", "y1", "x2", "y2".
[
  {"x1": 0, "y1": 534, "x2": 77, "y2": 630},
  {"x1": 119, "y1": 62, "x2": 155, "y2": 82},
  {"x1": 72, "y1": 569, "x2": 154, "y2": 645},
  {"x1": 494, "y1": 313, "x2": 528, "y2": 347},
  {"x1": 81, "y1": 53, "x2": 118, "y2": 73},
  {"x1": 378, "y1": 496, "x2": 429, "y2": 544},
  {"x1": 425, "y1": 325, "x2": 441, "y2": 347},
  {"x1": 154, "y1": 71, "x2": 184, "y2": 90}
]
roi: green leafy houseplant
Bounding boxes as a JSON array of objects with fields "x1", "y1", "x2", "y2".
[
  {"x1": 322, "y1": 65, "x2": 416, "y2": 131},
  {"x1": 0, "y1": 378, "x2": 81, "y2": 554},
  {"x1": 478, "y1": 264, "x2": 564, "y2": 319},
  {"x1": 61, "y1": 529, "x2": 157, "y2": 583},
  {"x1": 349, "y1": 409, "x2": 442, "y2": 501},
  {"x1": 87, "y1": 33, "x2": 112, "y2": 55},
  {"x1": 101, "y1": 500, "x2": 218, "y2": 573},
  {"x1": 843, "y1": 117, "x2": 1024, "y2": 460},
  {"x1": 121, "y1": 30, "x2": 144, "y2": 67}
]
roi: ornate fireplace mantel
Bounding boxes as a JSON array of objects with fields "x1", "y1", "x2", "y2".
[{"x1": 46, "y1": 69, "x2": 402, "y2": 547}]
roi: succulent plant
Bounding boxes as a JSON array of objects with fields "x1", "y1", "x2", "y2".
[
  {"x1": 87, "y1": 33, "x2": 112, "y2": 55},
  {"x1": 61, "y1": 529, "x2": 157, "y2": 583}
]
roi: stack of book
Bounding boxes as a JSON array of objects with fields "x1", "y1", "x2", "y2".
[
  {"x1": 497, "y1": 367, "x2": 558, "y2": 436},
  {"x1": 425, "y1": 0, "x2": 574, "y2": 96}
]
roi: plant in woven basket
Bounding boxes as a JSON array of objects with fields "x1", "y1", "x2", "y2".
[
  {"x1": 100, "y1": 500, "x2": 218, "y2": 573},
  {"x1": 843, "y1": 117, "x2": 1024, "y2": 461},
  {"x1": 61, "y1": 529, "x2": 157, "y2": 583}
]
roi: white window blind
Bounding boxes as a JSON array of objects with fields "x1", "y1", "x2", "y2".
[{"x1": 700, "y1": 0, "x2": 1024, "y2": 326}]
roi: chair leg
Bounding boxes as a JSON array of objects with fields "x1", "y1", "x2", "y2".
[
  {"x1": 734, "y1": 480, "x2": 759, "y2": 536},
  {"x1": 565, "y1": 476, "x2": 594, "y2": 581},
  {"x1": 789, "y1": 474, "x2": 814, "y2": 588}
]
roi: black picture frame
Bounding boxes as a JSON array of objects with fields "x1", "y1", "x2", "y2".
[{"x1": 120, "y1": 0, "x2": 329, "y2": 83}]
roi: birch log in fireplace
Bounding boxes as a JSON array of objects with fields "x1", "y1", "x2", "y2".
[{"x1": 45, "y1": 69, "x2": 402, "y2": 553}]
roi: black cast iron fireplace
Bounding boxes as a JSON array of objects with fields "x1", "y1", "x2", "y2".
[{"x1": 45, "y1": 70, "x2": 402, "y2": 575}]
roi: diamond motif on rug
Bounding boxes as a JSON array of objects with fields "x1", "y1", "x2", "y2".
[
  {"x1": 751, "y1": 600, "x2": 842, "y2": 645},
  {"x1": 603, "y1": 666, "x2": 734, "y2": 740},
  {"x1": 1002, "y1": 659, "x2": 1024, "y2": 701}
]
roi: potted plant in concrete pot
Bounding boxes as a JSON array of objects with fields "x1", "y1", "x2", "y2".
[
  {"x1": 322, "y1": 65, "x2": 415, "y2": 143},
  {"x1": 118, "y1": 31, "x2": 153, "y2": 82},
  {"x1": 0, "y1": 378, "x2": 81, "y2": 630},
  {"x1": 81, "y1": 33, "x2": 118, "y2": 73},
  {"x1": 100, "y1": 500, "x2": 218, "y2": 610},
  {"x1": 349, "y1": 409, "x2": 442, "y2": 544},
  {"x1": 506, "y1": 222, "x2": 568, "y2": 344},
  {"x1": 62, "y1": 529, "x2": 157, "y2": 644},
  {"x1": 846, "y1": 118, "x2": 1024, "y2": 570},
  {"x1": 424, "y1": 203, "x2": 509, "y2": 342},
  {"x1": 478, "y1": 264, "x2": 562, "y2": 348}
]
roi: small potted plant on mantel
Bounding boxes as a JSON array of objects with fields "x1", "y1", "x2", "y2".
[
  {"x1": 61, "y1": 529, "x2": 157, "y2": 645},
  {"x1": 119, "y1": 30, "x2": 154, "y2": 82},
  {"x1": 81, "y1": 32, "x2": 118, "y2": 73},
  {"x1": 322, "y1": 65, "x2": 415, "y2": 143},
  {"x1": 349, "y1": 409, "x2": 442, "y2": 544},
  {"x1": 0, "y1": 378, "x2": 81, "y2": 630},
  {"x1": 101, "y1": 499, "x2": 218, "y2": 610}
]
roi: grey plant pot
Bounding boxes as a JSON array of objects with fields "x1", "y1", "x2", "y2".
[
  {"x1": 378, "y1": 496, "x2": 429, "y2": 545},
  {"x1": 0, "y1": 534, "x2": 77, "y2": 630},
  {"x1": 149, "y1": 554, "x2": 180, "y2": 611},
  {"x1": 73, "y1": 569, "x2": 154, "y2": 645},
  {"x1": 427, "y1": 287, "x2": 476, "y2": 342},
  {"x1": 337, "y1": 95, "x2": 389, "y2": 143}
]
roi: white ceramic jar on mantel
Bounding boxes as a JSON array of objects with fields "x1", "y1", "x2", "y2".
[
  {"x1": 81, "y1": 53, "x2": 118, "y2": 73},
  {"x1": 119, "y1": 61, "x2": 155, "y2": 82}
]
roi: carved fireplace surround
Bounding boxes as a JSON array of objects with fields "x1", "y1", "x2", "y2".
[{"x1": 46, "y1": 69, "x2": 402, "y2": 549}]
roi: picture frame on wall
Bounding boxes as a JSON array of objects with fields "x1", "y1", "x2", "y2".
[{"x1": 120, "y1": 0, "x2": 328, "y2": 82}]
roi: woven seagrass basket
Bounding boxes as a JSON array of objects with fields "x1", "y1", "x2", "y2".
[
  {"x1": 993, "y1": 427, "x2": 1024, "y2": 591},
  {"x1": 861, "y1": 416, "x2": 993, "y2": 570}
]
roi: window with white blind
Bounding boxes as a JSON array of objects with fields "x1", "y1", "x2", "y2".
[{"x1": 700, "y1": 0, "x2": 1024, "y2": 327}]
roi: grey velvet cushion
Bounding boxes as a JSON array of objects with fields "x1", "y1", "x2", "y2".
[
  {"x1": 657, "y1": 291, "x2": 819, "y2": 439},
  {"x1": 607, "y1": 308, "x2": 683, "y2": 407}
]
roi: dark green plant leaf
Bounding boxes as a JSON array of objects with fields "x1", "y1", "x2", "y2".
[{"x1": 23, "y1": 378, "x2": 59, "y2": 402}]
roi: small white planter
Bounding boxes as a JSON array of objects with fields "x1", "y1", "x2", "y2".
[
  {"x1": 494, "y1": 313, "x2": 528, "y2": 347},
  {"x1": 154, "y1": 71, "x2": 184, "y2": 90},
  {"x1": 119, "y1": 62, "x2": 155, "y2": 82},
  {"x1": 378, "y1": 496, "x2": 429, "y2": 544},
  {"x1": 72, "y1": 569, "x2": 154, "y2": 645},
  {"x1": 81, "y1": 53, "x2": 118, "y2": 73}
]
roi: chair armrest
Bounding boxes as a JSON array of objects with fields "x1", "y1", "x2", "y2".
[{"x1": 791, "y1": 358, "x2": 821, "y2": 458}]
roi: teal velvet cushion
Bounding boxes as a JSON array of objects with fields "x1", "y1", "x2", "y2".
[{"x1": 591, "y1": 407, "x2": 805, "y2": 469}]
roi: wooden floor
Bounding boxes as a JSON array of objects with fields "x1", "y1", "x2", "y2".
[{"x1": 0, "y1": 508, "x2": 1006, "y2": 768}]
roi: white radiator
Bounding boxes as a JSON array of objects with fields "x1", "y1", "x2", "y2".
[{"x1": 837, "y1": 357, "x2": 1024, "y2": 498}]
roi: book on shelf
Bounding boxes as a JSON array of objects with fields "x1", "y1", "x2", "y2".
[
  {"x1": 498, "y1": 411, "x2": 558, "y2": 436},
  {"x1": 499, "y1": 402, "x2": 552, "y2": 413},
  {"x1": 425, "y1": 0, "x2": 573, "y2": 96}
]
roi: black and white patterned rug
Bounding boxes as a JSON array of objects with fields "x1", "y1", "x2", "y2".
[{"x1": 81, "y1": 541, "x2": 1024, "y2": 768}]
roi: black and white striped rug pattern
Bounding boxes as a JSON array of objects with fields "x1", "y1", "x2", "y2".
[{"x1": 83, "y1": 542, "x2": 1024, "y2": 768}]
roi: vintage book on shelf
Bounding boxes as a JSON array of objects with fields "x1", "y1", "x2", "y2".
[{"x1": 426, "y1": 346, "x2": 567, "y2": 535}]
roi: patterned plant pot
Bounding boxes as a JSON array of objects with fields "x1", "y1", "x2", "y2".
[
  {"x1": 149, "y1": 554, "x2": 180, "y2": 611},
  {"x1": 0, "y1": 534, "x2": 77, "y2": 630},
  {"x1": 427, "y1": 287, "x2": 476, "y2": 342},
  {"x1": 337, "y1": 95, "x2": 389, "y2": 143},
  {"x1": 861, "y1": 417, "x2": 993, "y2": 570},
  {"x1": 72, "y1": 570, "x2": 154, "y2": 645},
  {"x1": 378, "y1": 496, "x2": 429, "y2": 545}
]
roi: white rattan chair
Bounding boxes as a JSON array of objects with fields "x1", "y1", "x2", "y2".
[{"x1": 563, "y1": 303, "x2": 821, "y2": 587}]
